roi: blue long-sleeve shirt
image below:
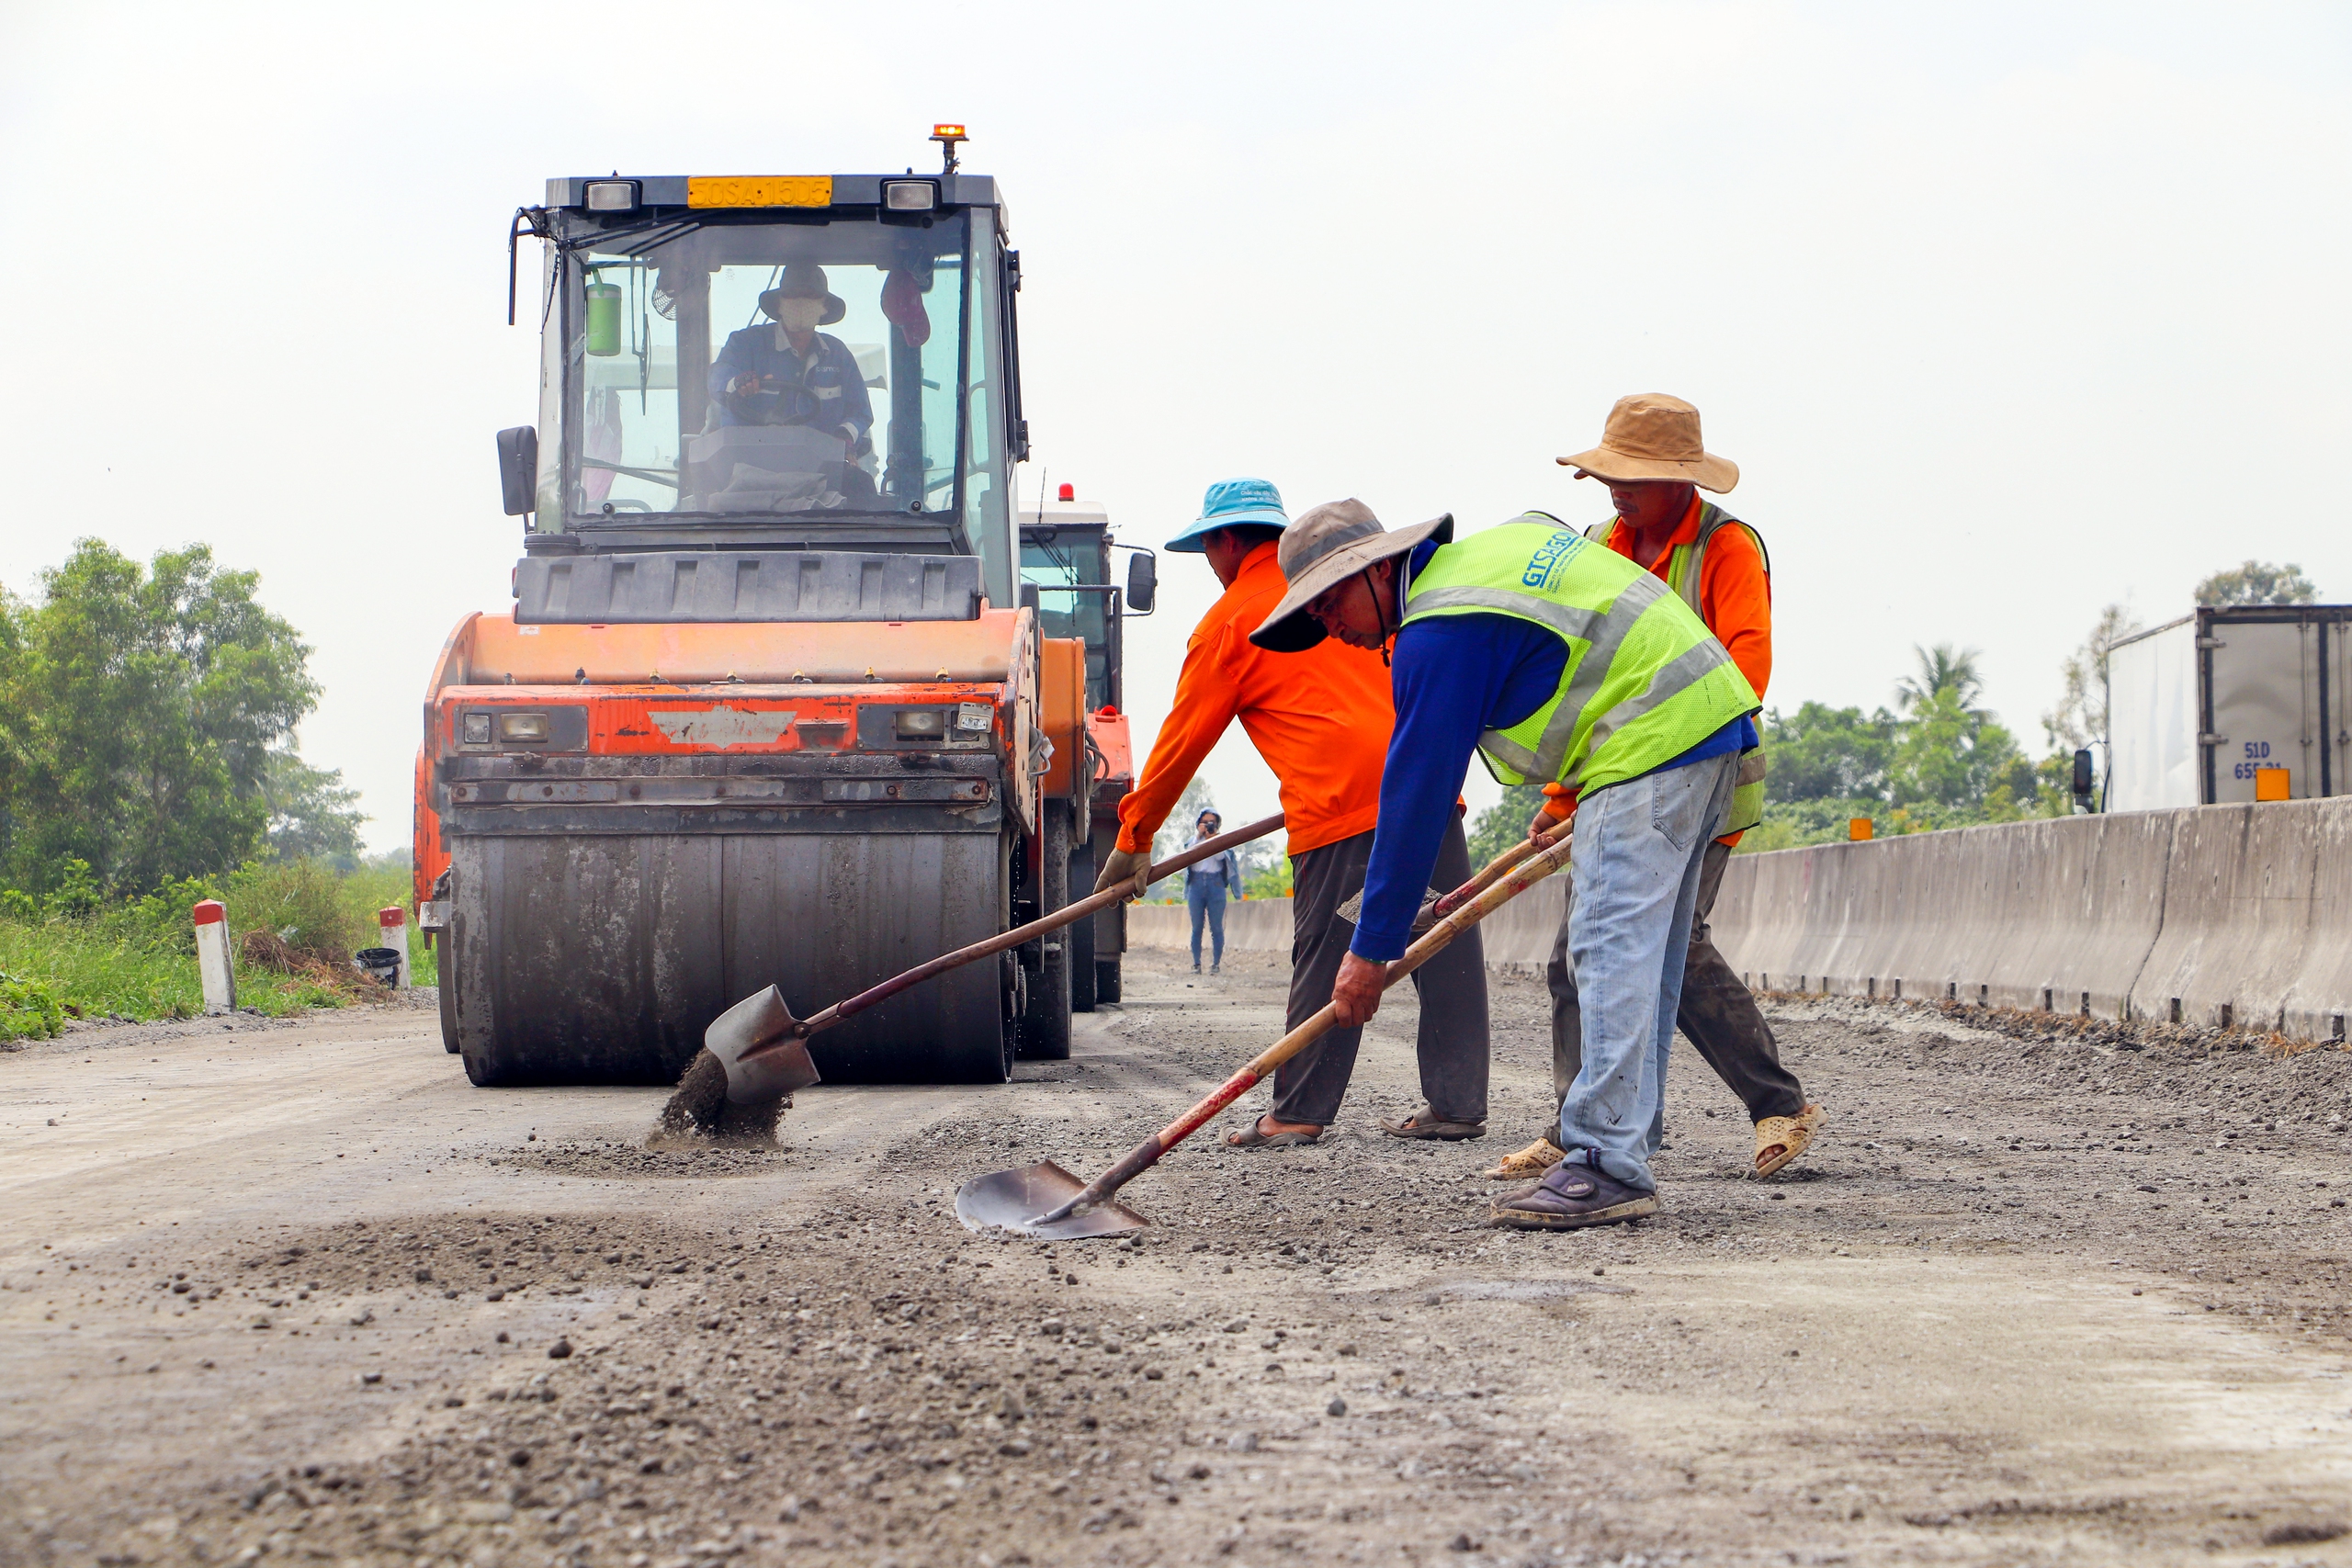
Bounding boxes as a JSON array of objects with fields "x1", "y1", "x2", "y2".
[
  {"x1": 1349, "y1": 544, "x2": 1756, "y2": 963},
  {"x1": 707, "y1": 327, "x2": 874, "y2": 437}
]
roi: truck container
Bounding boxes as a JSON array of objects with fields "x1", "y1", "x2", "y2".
[{"x1": 2104, "y1": 604, "x2": 2352, "y2": 810}]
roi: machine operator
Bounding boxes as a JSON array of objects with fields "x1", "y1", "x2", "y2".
[{"x1": 708, "y1": 264, "x2": 874, "y2": 458}]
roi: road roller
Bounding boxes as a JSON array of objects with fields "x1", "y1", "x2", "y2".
[
  {"x1": 1018, "y1": 484, "x2": 1147, "y2": 1012},
  {"x1": 412, "y1": 130, "x2": 1150, "y2": 1087}
]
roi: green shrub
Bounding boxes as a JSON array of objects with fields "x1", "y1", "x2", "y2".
[
  {"x1": 223, "y1": 859, "x2": 365, "y2": 964},
  {"x1": 0, "y1": 970, "x2": 64, "y2": 1040}
]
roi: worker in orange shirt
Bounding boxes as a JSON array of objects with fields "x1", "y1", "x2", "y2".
[
  {"x1": 1094, "y1": 479, "x2": 1490, "y2": 1148},
  {"x1": 1484, "y1": 395, "x2": 1826, "y2": 1184}
]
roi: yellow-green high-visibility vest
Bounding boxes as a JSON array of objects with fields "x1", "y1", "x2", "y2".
[
  {"x1": 1586, "y1": 503, "x2": 1772, "y2": 832},
  {"x1": 1401, "y1": 514, "x2": 1759, "y2": 796}
]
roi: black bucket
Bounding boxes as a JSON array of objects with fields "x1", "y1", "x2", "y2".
[{"x1": 355, "y1": 947, "x2": 401, "y2": 987}]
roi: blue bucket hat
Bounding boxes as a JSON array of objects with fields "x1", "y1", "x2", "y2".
[{"x1": 1164, "y1": 477, "x2": 1289, "y2": 553}]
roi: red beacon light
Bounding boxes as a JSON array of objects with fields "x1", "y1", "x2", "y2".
[{"x1": 1057, "y1": 483, "x2": 1074, "y2": 502}]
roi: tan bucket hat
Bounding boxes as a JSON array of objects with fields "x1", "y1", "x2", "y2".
[
  {"x1": 1250, "y1": 499, "x2": 1453, "y2": 652},
  {"x1": 1557, "y1": 393, "x2": 1738, "y2": 493}
]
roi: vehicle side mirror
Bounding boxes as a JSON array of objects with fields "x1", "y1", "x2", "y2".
[
  {"x1": 496, "y1": 426, "x2": 539, "y2": 516},
  {"x1": 1125, "y1": 550, "x2": 1157, "y2": 615},
  {"x1": 2072, "y1": 747, "x2": 2096, "y2": 811}
]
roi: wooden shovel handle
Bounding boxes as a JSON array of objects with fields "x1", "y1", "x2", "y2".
[{"x1": 797, "y1": 811, "x2": 1286, "y2": 1037}]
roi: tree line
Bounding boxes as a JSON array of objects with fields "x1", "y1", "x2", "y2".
[{"x1": 0, "y1": 539, "x2": 365, "y2": 903}]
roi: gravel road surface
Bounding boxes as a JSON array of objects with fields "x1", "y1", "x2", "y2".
[{"x1": 6, "y1": 949, "x2": 2351, "y2": 1567}]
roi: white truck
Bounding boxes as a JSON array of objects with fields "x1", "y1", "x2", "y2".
[{"x1": 2104, "y1": 605, "x2": 2352, "y2": 810}]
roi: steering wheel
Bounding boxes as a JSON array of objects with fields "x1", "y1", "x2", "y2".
[{"x1": 725, "y1": 378, "x2": 824, "y2": 427}]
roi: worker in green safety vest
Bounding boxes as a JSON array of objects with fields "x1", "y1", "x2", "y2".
[{"x1": 1251, "y1": 492, "x2": 1759, "y2": 1230}]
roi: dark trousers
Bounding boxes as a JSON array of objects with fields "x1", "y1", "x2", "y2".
[
  {"x1": 1275, "y1": 817, "x2": 1490, "y2": 1128},
  {"x1": 1545, "y1": 838, "x2": 1805, "y2": 1130}
]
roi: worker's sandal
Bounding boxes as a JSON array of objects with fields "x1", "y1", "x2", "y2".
[
  {"x1": 1488, "y1": 1163, "x2": 1658, "y2": 1230},
  {"x1": 1752, "y1": 1103, "x2": 1828, "y2": 1179},
  {"x1": 1377, "y1": 1106, "x2": 1487, "y2": 1141},
  {"x1": 1224, "y1": 1115, "x2": 1322, "y2": 1149},
  {"x1": 1483, "y1": 1137, "x2": 1566, "y2": 1180}
]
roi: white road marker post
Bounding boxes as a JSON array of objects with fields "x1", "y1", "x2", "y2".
[
  {"x1": 193, "y1": 899, "x2": 236, "y2": 1015},
  {"x1": 378, "y1": 906, "x2": 411, "y2": 989}
]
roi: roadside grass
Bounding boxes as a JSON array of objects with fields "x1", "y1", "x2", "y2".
[{"x1": 0, "y1": 859, "x2": 437, "y2": 1036}]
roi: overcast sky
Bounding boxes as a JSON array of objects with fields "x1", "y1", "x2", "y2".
[{"x1": 4, "y1": 1, "x2": 2347, "y2": 851}]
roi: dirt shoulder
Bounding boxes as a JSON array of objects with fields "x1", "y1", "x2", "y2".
[{"x1": 5, "y1": 952, "x2": 2351, "y2": 1566}]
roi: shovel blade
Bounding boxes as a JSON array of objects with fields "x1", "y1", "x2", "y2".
[
  {"x1": 705, "y1": 985, "x2": 823, "y2": 1106},
  {"x1": 953, "y1": 1161, "x2": 1148, "y2": 1241}
]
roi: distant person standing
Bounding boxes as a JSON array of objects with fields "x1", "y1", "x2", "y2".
[{"x1": 1182, "y1": 808, "x2": 1243, "y2": 975}]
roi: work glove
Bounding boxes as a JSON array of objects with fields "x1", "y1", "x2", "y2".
[{"x1": 1092, "y1": 847, "x2": 1152, "y2": 901}]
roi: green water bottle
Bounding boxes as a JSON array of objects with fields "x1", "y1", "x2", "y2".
[{"x1": 584, "y1": 275, "x2": 622, "y2": 356}]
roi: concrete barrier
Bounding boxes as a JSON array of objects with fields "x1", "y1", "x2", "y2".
[
  {"x1": 1713, "y1": 797, "x2": 2352, "y2": 1038},
  {"x1": 1129, "y1": 797, "x2": 2352, "y2": 1042}
]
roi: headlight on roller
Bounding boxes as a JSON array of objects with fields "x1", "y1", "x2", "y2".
[
  {"x1": 894, "y1": 708, "x2": 946, "y2": 739},
  {"x1": 461, "y1": 712, "x2": 492, "y2": 745},
  {"x1": 497, "y1": 712, "x2": 551, "y2": 743}
]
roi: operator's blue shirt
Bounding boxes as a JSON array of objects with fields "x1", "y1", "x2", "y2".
[
  {"x1": 1349, "y1": 541, "x2": 1756, "y2": 963},
  {"x1": 707, "y1": 327, "x2": 874, "y2": 437}
]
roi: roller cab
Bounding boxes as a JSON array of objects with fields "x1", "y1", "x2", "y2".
[{"x1": 417, "y1": 147, "x2": 1091, "y2": 1086}]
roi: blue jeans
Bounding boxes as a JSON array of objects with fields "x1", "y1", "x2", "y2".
[
  {"x1": 1187, "y1": 881, "x2": 1227, "y2": 967},
  {"x1": 1556, "y1": 752, "x2": 1738, "y2": 1194}
]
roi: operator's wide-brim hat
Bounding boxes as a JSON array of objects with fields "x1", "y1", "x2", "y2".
[
  {"x1": 1557, "y1": 392, "x2": 1738, "y2": 493},
  {"x1": 759, "y1": 263, "x2": 846, "y2": 327},
  {"x1": 1250, "y1": 499, "x2": 1453, "y2": 653},
  {"x1": 1165, "y1": 476, "x2": 1289, "y2": 553}
]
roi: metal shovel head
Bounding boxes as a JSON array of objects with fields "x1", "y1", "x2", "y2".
[
  {"x1": 953, "y1": 1161, "x2": 1148, "y2": 1241},
  {"x1": 705, "y1": 985, "x2": 823, "y2": 1106}
]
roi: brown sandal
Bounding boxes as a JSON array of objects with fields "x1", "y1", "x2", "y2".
[
  {"x1": 1378, "y1": 1106, "x2": 1487, "y2": 1142},
  {"x1": 1225, "y1": 1115, "x2": 1323, "y2": 1149},
  {"x1": 1752, "y1": 1103, "x2": 1826, "y2": 1178}
]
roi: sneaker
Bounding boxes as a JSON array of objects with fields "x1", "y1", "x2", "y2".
[
  {"x1": 1211, "y1": 964, "x2": 1220, "y2": 976},
  {"x1": 1488, "y1": 1160, "x2": 1658, "y2": 1230}
]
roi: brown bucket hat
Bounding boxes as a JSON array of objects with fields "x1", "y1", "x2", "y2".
[
  {"x1": 1250, "y1": 499, "x2": 1453, "y2": 652},
  {"x1": 1557, "y1": 393, "x2": 1738, "y2": 493},
  {"x1": 758, "y1": 263, "x2": 847, "y2": 327}
]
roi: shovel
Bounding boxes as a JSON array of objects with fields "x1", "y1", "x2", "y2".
[
  {"x1": 955, "y1": 820, "x2": 1578, "y2": 1240},
  {"x1": 691, "y1": 811, "x2": 1287, "y2": 1111}
]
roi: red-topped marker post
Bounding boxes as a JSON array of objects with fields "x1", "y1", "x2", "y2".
[
  {"x1": 192, "y1": 899, "x2": 235, "y2": 1015},
  {"x1": 378, "y1": 907, "x2": 411, "y2": 989}
]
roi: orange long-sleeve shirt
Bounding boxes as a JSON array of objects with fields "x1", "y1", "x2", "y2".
[
  {"x1": 1594, "y1": 492, "x2": 1772, "y2": 700},
  {"x1": 1116, "y1": 542, "x2": 1394, "y2": 859}
]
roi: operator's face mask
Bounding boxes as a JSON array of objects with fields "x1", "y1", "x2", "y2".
[{"x1": 774, "y1": 298, "x2": 825, "y2": 333}]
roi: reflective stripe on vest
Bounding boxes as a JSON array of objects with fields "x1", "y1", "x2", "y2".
[
  {"x1": 1584, "y1": 504, "x2": 1772, "y2": 831},
  {"x1": 1401, "y1": 515, "x2": 1758, "y2": 792}
]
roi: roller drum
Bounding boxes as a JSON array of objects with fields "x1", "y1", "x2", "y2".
[{"x1": 450, "y1": 829, "x2": 1012, "y2": 1087}]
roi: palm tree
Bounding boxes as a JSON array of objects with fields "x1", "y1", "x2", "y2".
[{"x1": 1894, "y1": 643, "x2": 1986, "y2": 716}]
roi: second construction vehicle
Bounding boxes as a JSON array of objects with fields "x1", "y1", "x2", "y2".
[{"x1": 414, "y1": 133, "x2": 1152, "y2": 1086}]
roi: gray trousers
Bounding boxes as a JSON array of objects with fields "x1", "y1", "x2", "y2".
[
  {"x1": 1545, "y1": 837, "x2": 1806, "y2": 1131},
  {"x1": 1274, "y1": 817, "x2": 1489, "y2": 1127}
]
